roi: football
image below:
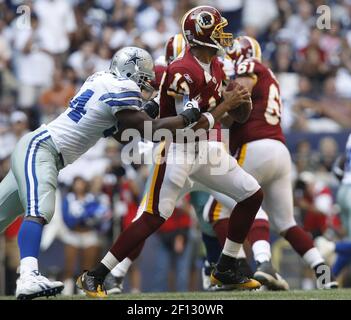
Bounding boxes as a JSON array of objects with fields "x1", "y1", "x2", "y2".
[{"x1": 226, "y1": 80, "x2": 252, "y2": 123}]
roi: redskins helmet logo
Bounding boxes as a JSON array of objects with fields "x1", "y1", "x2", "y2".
[{"x1": 195, "y1": 11, "x2": 215, "y2": 35}]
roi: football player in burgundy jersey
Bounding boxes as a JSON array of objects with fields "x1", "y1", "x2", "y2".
[
  {"x1": 103, "y1": 34, "x2": 246, "y2": 294},
  {"x1": 203, "y1": 36, "x2": 338, "y2": 289},
  {"x1": 77, "y1": 6, "x2": 262, "y2": 296}
]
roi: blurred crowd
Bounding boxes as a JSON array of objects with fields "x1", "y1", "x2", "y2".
[{"x1": 1, "y1": 0, "x2": 351, "y2": 293}]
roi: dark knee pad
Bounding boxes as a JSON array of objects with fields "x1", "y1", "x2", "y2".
[{"x1": 24, "y1": 216, "x2": 47, "y2": 225}]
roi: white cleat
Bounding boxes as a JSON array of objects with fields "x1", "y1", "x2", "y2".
[
  {"x1": 254, "y1": 261, "x2": 289, "y2": 291},
  {"x1": 16, "y1": 270, "x2": 64, "y2": 300},
  {"x1": 201, "y1": 260, "x2": 214, "y2": 291}
]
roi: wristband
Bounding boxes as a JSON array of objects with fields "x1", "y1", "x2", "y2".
[
  {"x1": 142, "y1": 99, "x2": 159, "y2": 119},
  {"x1": 202, "y1": 112, "x2": 215, "y2": 129}
]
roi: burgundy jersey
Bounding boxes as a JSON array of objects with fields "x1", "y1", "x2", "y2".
[
  {"x1": 152, "y1": 64, "x2": 167, "y2": 90},
  {"x1": 229, "y1": 58, "x2": 285, "y2": 155},
  {"x1": 159, "y1": 47, "x2": 225, "y2": 118}
]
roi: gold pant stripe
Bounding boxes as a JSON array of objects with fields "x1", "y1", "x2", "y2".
[
  {"x1": 146, "y1": 142, "x2": 165, "y2": 214},
  {"x1": 238, "y1": 143, "x2": 247, "y2": 167},
  {"x1": 213, "y1": 201, "x2": 222, "y2": 222}
]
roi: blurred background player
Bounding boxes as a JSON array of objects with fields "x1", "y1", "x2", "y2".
[
  {"x1": 203, "y1": 36, "x2": 337, "y2": 289},
  {"x1": 61, "y1": 176, "x2": 111, "y2": 295},
  {"x1": 336, "y1": 134, "x2": 351, "y2": 239},
  {"x1": 311, "y1": 133, "x2": 351, "y2": 286},
  {"x1": 103, "y1": 156, "x2": 143, "y2": 295},
  {"x1": 0, "y1": 111, "x2": 29, "y2": 294},
  {"x1": 151, "y1": 197, "x2": 194, "y2": 292},
  {"x1": 152, "y1": 33, "x2": 187, "y2": 90}
]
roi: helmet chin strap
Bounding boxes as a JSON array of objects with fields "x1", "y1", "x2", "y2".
[
  {"x1": 212, "y1": 37, "x2": 226, "y2": 57},
  {"x1": 216, "y1": 47, "x2": 225, "y2": 57},
  {"x1": 192, "y1": 38, "x2": 220, "y2": 50},
  {"x1": 191, "y1": 38, "x2": 225, "y2": 57}
]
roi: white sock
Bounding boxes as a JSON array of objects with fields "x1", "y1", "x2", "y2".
[
  {"x1": 301, "y1": 278, "x2": 315, "y2": 290},
  {"x1": 20, "y1": 257, "x2": 38, "y2": 275},
  {"x1": 222, "y1": 238, "x2": 242, "y2": 258},
  {"x1": 62, "y1": 278, "x2": 74, "y2": 295},
  {"x1": 252, "y1": 240, "x2": 271, "y2": 263},
  {"x1": 303, "y1": 247, "x2": 325, "y2": 269},
  {"x1": 237, "y1": 245, "x2": 246, "y2": 259},
  {"x1": 101, "y1": 251, "x2": 119, "y2": 270},
  {"x1": 111, "y1": 258, "x2": 132, "y2": 278}
]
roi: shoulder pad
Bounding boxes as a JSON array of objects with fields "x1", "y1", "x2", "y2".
[{"x1": 166, "y1": 65, "x2": 196, "y2": 97}]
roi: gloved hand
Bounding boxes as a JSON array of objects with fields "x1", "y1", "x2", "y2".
[{"x1": 179, "y1": 100, "x2": 201, "y2": 126}]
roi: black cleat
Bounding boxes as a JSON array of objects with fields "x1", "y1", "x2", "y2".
[
  {"x1": 76, "y1": 271, "x2": 107, "y2": 298},
  {"x1": 254, "y1": 261, "x2": 289, "y2": 291},
  {"x1": 104, "y1": 273, "x2": 124, "y2": 295},
  {"x1": 210, "y1": 263, "x2": 261, "y2": 291},
  {"x1": 237, "y1": 258, "x2": 254, "y2": 278}
]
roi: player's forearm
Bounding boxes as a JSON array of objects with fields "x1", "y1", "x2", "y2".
[
  {"x1": 114, "y1": 109, "x2": 190, "y2": 142},
  {"x1": 151, "y1": 116, "x2": 187, "y2": 134},
  {"x1": 220, "y1": 113, "x2": 234, "y2": 128},
  {"x1": 114, "y1": 116, "x2": 186, "y2": 142}
]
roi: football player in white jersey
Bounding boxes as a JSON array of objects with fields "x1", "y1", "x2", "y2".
[{"x1": 0, "y1": 46, "x2": 247, "y2": 299}]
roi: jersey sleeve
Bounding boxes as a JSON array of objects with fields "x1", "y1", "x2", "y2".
[
  {"x1": 218, "y1": 56, "x2": 234, "y2": 81},
  {"x1": 99, "y1": 79, "x2": 142, "y2": 115}
]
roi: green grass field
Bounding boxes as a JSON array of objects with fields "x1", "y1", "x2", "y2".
[{"x1": 1, "y1": 289, "x2": 351, "y2": 300}]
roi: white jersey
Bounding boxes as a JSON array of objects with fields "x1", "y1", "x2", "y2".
[
  {"x1": 342, "y1": 134, "x2": 351, "y2": 184},
  {"x1": 47, "y1": 71, "x2": 142, "y2": 165}
]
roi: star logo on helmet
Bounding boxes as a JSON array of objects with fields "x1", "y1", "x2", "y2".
[{"x1": 125, "y1": 52, "x2": 142, "y2": 66}]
